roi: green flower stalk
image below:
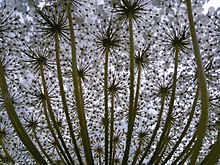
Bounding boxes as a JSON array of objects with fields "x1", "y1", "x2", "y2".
[
  {"x1": 35, "y1": 3, "x2": 83, "y2": 164},
  {"x1": 185, "y1": 0, "x2": 209, "y2": 164},
  {"x1": 108, "y1": 75, "x2": 123, "y2": 165},
  {"x1": 40, "y1": 64, "x2": 73, "y2": 165},
  {"x1": 162, "y1": 85, "x2": 200, "y2": 165},
  {"x1": 0, "y1": 57, "x2": 47, "y2": 165},
  {"x1": 66, "y1": 1, "x2": 94, "y2": 164},
  {"x1": 0, "y1": 0, "x2": 219, "y2": 164},
  {"x1": 93, "y1": 19, "x2": 120, "y2": 164}
]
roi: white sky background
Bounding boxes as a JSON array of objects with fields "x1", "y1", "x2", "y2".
[
  {"x1": 203, "y1": 0, "x2": 220, "y2": 13},
  {"x1": 98, "y1": 0, "x2": 220, "y2": 14}
]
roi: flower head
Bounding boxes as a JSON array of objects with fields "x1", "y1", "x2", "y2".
[
  {"x1": 108, "y1": 74, "x2": 123, "y2": 97},
  {"x1": 134, "y1": 44, "x2": 152, "y2": 70},
  {"x1": 93, "y1": 20, "x2": 121, "y2": 53},
  {"x1": 34, "y1": 3, "x2": 69, "y2": 41},
  {"x1": 21, "y1": 42, "x2": 54, "y2": 73},
  {"x1": 161, "y1": 24, "x2": 190, "y2": 53},
  {"x1": 112, "y1": 0, "x2": 149, "y2": 23},
  {"x1": 0, "y1": 5, "x2": 20, "y2": 44}
]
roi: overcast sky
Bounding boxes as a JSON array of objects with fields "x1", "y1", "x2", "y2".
[{"x1": 203, "y1": 0, "x2": 220, "y2": 13}]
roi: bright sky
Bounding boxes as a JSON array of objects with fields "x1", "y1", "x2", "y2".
[
  {"x1": 203, "y1": 0, "x2": 220, "y2": 14},
  {"x1": 97, "y1": 0, "x2": 220, "y2": 14}
]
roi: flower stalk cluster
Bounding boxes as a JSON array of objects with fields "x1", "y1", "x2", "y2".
[{"x1": 0, "y1": 0, "x2": 219, "y2": 164}]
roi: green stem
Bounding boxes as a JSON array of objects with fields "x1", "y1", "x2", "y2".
[
  {"x1": 104, "y1": 46, "x2": 110, "y2": 165},
  {"x1": 200, "y1": 131, "x2": 220, "y2": 165},
  {"x1": 131, "y1": 138, "x2": 143, "y2": 165},
  {"x1": 162, "y1": 85, "x2": 200, "y2": 165},
  {"x1": 148, "y1": 47, "x2": 179, "y2": 165},
  {"x1": 131, "y1": 64, "x2": 143, "y2": 165},
  {"x1": 40, "y1": 65, "x2": 72, "y2": 165},
  {"x1": 98, "y1": 152, "x2": 102, "y2": 165},
  {"x1": 138, "y1": 94, "x2": 165, "y2": 164},
  {"x1": 122, "y1": 12, "x2": 135, "y2": 165},
  {"x1": 109, "y1": 93, "x2": 115, "y2": 165},
  {"x1": 133, "y1": 64, "x2": 142, "y2": 119},
  {"x1": 172, "y1": 133, "x2": 196, "y2": 165},
  {"x1": 185, "y1": 1, "x2": 209, "y2": 164},
  {"x1": 54, "y1": 32, "x2": 83, "y2": 165},
  {"x1": 0, "y1": 152, "x2": 7, "y2": 163},
  {"x1": 155, "y1": 140, "x2": 169, "y2": 165},
  {"x1": 112, "y1": 141, "x2": 117, "y2": 165},
  {"x1": 1, "y1": 141, "x2": 14, "y2": 163},
  {"x1": 66, "y1": 2, "x2": 94, "y2": 164},
  {"x1": 33, "y1": 129, "x2": 53, "y2": 164},
  {"x1": 42, "y1": 99, "x2": 68, "y2": 164},
  {"x1": 0, "y1": 59, "x2": 47, "y2": 165}
]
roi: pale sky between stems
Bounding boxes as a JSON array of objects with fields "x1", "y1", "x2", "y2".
[{"x1": 97, "y1": 0, "x2": 220, "y2": 14}]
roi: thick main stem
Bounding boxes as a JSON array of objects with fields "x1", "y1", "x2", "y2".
[
  {"x1": 122, "y1": 13, "x2": 135, "y2": 165},
  {"x1": 66, "y1": 2, "x2": 94, "y2": 164},
  {"x1": 0, "y1": 60, "x2": 47, "y2": 165},
  {"x1": 185, "y1": 1, "x2": 209, "y2": 164}
]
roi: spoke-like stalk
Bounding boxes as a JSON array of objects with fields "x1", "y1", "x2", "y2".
[
  {"x1": 42, "y1": 98, "x2": 68, "y2": 164},
  {"x1": 0, "y1": 141, "x2": 14, "y2": 163},
  {"x1": 138, "y1": 94, "x2": 166, "y2": 164},
  {"x1": 171, "y1": 133, "x2": 196, "y2": 165},
  {"x1": 33, "y1": 129, "x2": 53, "y2": 163},
  {"x1": 130, "y1": 64, "x2": 142, "y2": 165},
  {"x1": 133, "y1": 64, "x2": 142, "y2": 120},
  {"x1": 122, "y1": 12, "x2": 135, "y2": 165},
  {"x1": 66, "y1": 2, "x2": 94, "y2": 164},
  {"x1": 40, "y1": 64, "x2": 72, "y2": 165},
  {"x1": 104, "y1": 46, "x2": 110, "y2": 165},
  {"x1": 162, "y1": 85, "x2": 199, "y2": 165},
  {"x1": 0, "y1": 60, "x2": 47, "y2": 165},
  {"x1": 109, "y1": 93, "x2": 115, "y2": 165},
  {"x1": 148, "y1": 47, "x2": 179, "y2": 164},
  {"x1": 54, "y1": 32, "x2": 83, "y2": 165},
  {"x1": 131, "y1": 137, "x2": 143, "y2": 165},
  {"x1": 98, "y1": 152, "x2": 102, "y2": 165},
  {"x1": 185, "y1": 1, "x2": 209, "y2": 164}
]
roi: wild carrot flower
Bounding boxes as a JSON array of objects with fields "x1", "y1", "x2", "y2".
[
  {"x1": 0, "y1": 4, "x2": 21, "y2": 44},
  {"x1": 33, "y1": 2, "x2": 70, "y2": 42},
  {"x1": 20, "y1": 42, "x2": 55, "y2": 73},
  {"x1": 112, "y1": 0, "x2": 150, "y2": 24}
]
